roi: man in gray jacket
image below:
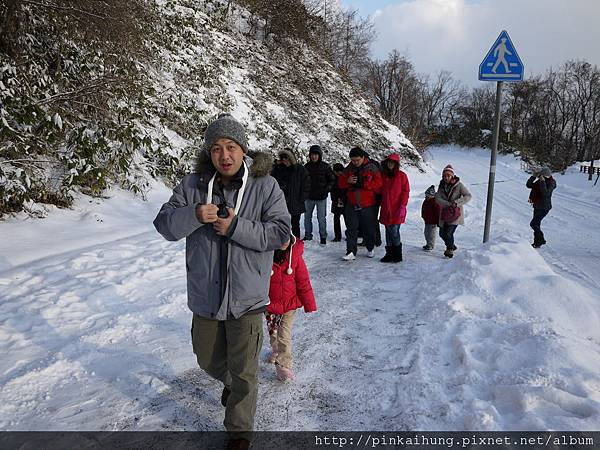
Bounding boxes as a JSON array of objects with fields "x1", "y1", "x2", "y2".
[{"x1": 153, "y1": 114, "x2": 290, "y2": 447}]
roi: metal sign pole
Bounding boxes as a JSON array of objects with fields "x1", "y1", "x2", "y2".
[{"x1": 483, "y1": 81, "x2": 503, "y2": 243}]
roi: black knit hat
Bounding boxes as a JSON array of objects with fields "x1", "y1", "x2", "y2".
[{"x1": 202, "y1": 113, "x2": 249, "y2": 154}]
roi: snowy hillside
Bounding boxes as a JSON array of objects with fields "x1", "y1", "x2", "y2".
[
  {"x1": 1, "y1": 0, "x2": 417, "y2": 218},
  {"x1": 148, "y1": 0, "x2": 416, "y2": 162},
  {"x1": 1, "y1": 146, "x2": 599, "y2": 431}
]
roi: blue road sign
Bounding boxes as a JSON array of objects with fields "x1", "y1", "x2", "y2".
[{"x1": 479, "y1": 30, "x2": 524, "y2": 81}]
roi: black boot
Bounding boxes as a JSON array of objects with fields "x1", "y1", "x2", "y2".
[
  {"x1": 393, "y1": 243, "x2": 403, "y2": 262},
  {"x1": 380, "y1": 246, "x2": 394, "y2": 262}
]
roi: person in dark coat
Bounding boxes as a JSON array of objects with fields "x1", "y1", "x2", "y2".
[
  {"x1": 526, "y1": 167, "x2": 556, "y2": 248},
  {"x1": 271, "y1": 149, "x2": 310, "y2": 238},
  {"x1": 304, "y1": 145, "x2": 336, "y2": 245},
  {"x1": 330, "y1": 163, "x2": 346, "y2": 242},
  {"x1": 338, "y1": 147, "x2": 382, "y2": 260},
  {"x1": 421, "y1": 185, "x2": 441, "y2": 251}
]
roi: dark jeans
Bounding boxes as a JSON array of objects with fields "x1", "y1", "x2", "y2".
[
  {"x1": 358, "y1": 206, "x2": 382, "y2": 246},
  {"x1": 345, "y1": 204, "x2": 377, "y2": 254},
  {"x1": 385, "y1": 224, "x2": 402, "y2": 246},
  {"x1": 439, "y1": 223, "x2": 458, "y2": 249},
  {"x1": 333, "y1": 211, "x2": 344, "y2": 240},
  {"x1": 291, "y1": 214, "x2": 301, "y2": 239},
  {"x1": 530, "y1": 208, "x2": 550, "y2": 244}
]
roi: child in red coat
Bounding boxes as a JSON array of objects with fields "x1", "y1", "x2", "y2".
[
  {"x1": 421, "y1": 185, "x2": 441, "y2": 250},
  {"x1": 266, "y1": 234, "x2": 316, "y2": 382}
]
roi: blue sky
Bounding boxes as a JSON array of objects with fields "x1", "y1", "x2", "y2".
[
  {"x1": 339, "y1": 0, "x2": 400, "y2": 16},
  {"x1": 338, "y1": 0, "x2": 600, "y2": 86}
]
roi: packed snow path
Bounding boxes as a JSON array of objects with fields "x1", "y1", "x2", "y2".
[{"x1": 1, "y1": 147, "x2": 600, "y2": 431}]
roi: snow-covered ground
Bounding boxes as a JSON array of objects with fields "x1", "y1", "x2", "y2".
[{"x1": 1, "y1": 146, "x2": 599, "y2": 431}]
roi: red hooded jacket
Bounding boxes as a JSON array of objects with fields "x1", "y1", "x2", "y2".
[
  {"x1": 379, "y1": 155, "x2": 410, "y2": 225},
  {"x1": 338, "y1": 157, "x2": 382, "y2": 208},
  {"x1": 268, "y1": 238, "x2": 317, "y2": 315}
]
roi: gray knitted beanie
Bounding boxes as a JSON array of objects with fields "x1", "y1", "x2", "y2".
[
  {"x1": 539, "y1": 167, "x2": 552, "y2": 177},
  {"x1": 202, "y1": 113, "x2": 249, "y2": 154}
]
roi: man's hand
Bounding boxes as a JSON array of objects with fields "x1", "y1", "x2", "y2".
[
  {"x1": 214, "y1": 207, "x2": 235, "y2": 236},
  {"x1": 196, "y1": 204, "x2": 219, "y2": 223},
  {"x1": 348, "y1": 175, "x2": 358, "y2": 184}
]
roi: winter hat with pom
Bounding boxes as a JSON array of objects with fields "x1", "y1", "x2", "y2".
[
  {"x1": 425, "y1": 185, "x2": 436, "y2": 198},
  {"x1": 442, "y1": 164, "x2": 455, "y2": 176},
  {"x1": 202, "y1": 113, "x2": 249, "y2": 154},
  {"x1": 539, "y1": 167, "x2": 552, "y2": 177}
]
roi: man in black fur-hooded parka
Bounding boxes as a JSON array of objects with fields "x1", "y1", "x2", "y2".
[{"x1": 154, "y1": 113, "x2": 290, "y2": 445}]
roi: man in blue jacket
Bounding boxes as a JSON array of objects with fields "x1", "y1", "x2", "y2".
[{"x1": 154, "y1": 114, "x2": 290, "y2": 448}]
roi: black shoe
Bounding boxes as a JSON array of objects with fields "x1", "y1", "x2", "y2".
[
  {"x1": 226, "y1": 438, "x2": 250, "y2": 450},
  {"x1": 303, "y1": 235, "x2": 313, "y2": 241},
  {"x1": 444, "y1": 247, "x2": 454, "y2": 258},
  {"x1": 332, "y1": 237, "x2": 342, "y2": 242},
  {"x1": 320, "y1": 237, "x2": 326, "y2": 246},
  {"x1": 532, "y1": 242, "x2": 544, "y2": 248},
  {"x1": 221, "y1": 386, "x2": 231, "y2": 407}
]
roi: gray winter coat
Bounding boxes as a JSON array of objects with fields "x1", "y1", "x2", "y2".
[
  {"x1": 153, "y1": 152, "x2": 291, "y2": 320},
  {"x1": 435, "y1": 177, "x2": 472, "y2": 226}
]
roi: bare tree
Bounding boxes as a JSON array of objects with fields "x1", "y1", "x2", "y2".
[
  {"x1": 420, "y1": 70, "x2": 463, "y2": 129},
  {"x1": 362, "y1": 51, "x2": 417, "y2": 123}
]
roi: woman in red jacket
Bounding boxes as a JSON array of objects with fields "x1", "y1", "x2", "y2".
[
  {"x1": 378, "y1": 153, "x2": 410, "y2": 262},
  {"x1": 266, "y1": 235, "x2": 316, "y2": 382}
]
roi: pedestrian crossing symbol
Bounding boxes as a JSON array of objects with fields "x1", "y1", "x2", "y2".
[{"x1": 479, "y1": 30, "x2": 524, "y2": 81}]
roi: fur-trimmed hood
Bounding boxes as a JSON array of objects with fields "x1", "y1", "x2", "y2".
[
  {"x1": 278, "y1": 149, "x2": 298, "y2": 165},
  {"x1": 195, "y1": 150, "x2": 274, "y2": 184}
]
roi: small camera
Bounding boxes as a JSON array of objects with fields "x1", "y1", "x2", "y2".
[
  {"x1": 217, "y1": 203, "x2": 229, "y2": 218},
  {"x1": 353, "y1": 168, "x2": 363, "y2": 188}
]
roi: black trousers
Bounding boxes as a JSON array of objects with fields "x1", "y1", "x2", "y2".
[
  {"x1": 530, "y1": 208, "x2": 550, "y2": 244},
  {"x1": 291, "y1": 214, "x2": 301, "y2": 239},
  {"x1": 345, "y1": 204, "x2": 377, "y2": 254},
  {"x1": 333, "y1": 211, "x2": 344, "y2": 240},
  {"x1": 439, "y1": 223, "x2": 458, "y2": 249}
]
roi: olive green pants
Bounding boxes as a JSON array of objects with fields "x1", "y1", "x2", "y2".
[{"x1": 191, "y1": 313, "x2": 263, "y2": 437}]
